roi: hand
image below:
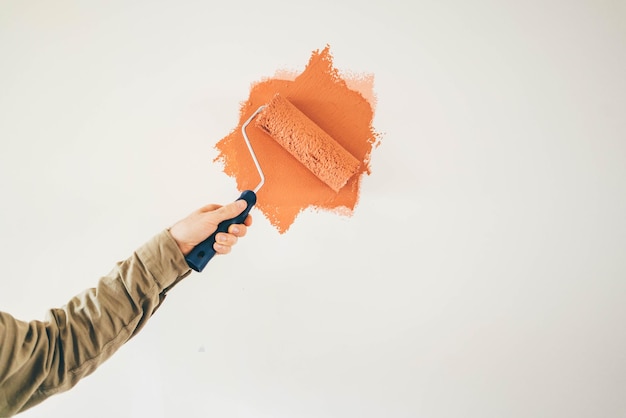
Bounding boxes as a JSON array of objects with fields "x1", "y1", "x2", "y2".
[{"x1": 169, "y1": 200, "x2": 253, "y2": 256}]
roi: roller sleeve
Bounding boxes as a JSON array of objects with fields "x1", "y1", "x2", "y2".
[{"x1": 255, "y1": 94, "x2": 360, "y2": 192}]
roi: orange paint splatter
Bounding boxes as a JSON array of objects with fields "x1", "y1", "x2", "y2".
[{"x1": 215, "y1": 46, "x2": 380, "y2": 233}]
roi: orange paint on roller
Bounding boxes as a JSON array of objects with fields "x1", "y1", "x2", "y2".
[
  {"x1": 215, "y1": 46, "x2": 380, "y2": 233},
  {"x1": 256, "y1": 94, "x2": 361, "y2": 192}
]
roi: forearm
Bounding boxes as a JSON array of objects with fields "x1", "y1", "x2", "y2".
[{"x1": 0, "y1": 229, "x2": 191, "y2": 416}]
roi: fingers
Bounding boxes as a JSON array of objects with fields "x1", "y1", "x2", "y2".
[
  {"x1": 198, "y1": 203, "x2": 221, "y2": 213},
  {"x1": 213, "y1": 232, "x2": 237, "y2": 254},
  {"x1": 170, "y1": 199, "x2": 253, "y2": 257},
  {"x1": 228, "y1": 221, "x2": 249, "y2": 237},
  {"x1": 208, "y1": 200, "x2": 247, "y2": 224},
  {"x1": 212, "y1": 221, "x2": 250, "y2": 254}
]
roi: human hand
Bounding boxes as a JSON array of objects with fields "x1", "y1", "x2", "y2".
[{"x1": 169, "y1": 200, "x2": 253, "y2": 256}]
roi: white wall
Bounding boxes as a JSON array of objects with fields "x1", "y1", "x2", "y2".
[{"x1": 1, "y1": 1, "x2": 625, "y2": 417}]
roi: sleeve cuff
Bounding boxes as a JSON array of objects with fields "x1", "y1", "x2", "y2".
[{"x1": 135, "y1": 229, "x2": 192, "y2": 291}]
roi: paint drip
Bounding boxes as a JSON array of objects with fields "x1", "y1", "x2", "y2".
[{"x1": 215, "y1": 45, "x2": 380, "y2": 233}]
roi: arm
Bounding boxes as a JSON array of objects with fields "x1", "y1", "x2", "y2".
[{"x1": 0, "y1": 200, "x2": 251, "y2": 416}]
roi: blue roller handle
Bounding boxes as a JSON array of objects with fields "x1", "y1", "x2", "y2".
[{"x1": 185, "y1": 190, "x2": 256, "y2": 272}]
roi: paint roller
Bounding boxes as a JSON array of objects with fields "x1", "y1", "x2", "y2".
[{"x1": 185, "y1": 93, "x2": 361, "y2": 272}]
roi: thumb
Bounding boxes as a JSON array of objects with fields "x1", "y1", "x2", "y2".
[{"x1": 207, "y1": 199, "x2": 247, "y2": 224}]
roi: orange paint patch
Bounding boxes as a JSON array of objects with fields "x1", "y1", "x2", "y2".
[{"x1": 215, "y1": 46, "x2": 380, "y2": 233}]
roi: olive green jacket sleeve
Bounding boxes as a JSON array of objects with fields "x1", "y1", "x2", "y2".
[{"x1": 0, "y1": 229, "x2": 192, "y2": 417}]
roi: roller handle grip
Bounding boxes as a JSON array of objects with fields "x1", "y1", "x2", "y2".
[{"x1": 185, "y1": 190, "x2": 256, "y2": 272}]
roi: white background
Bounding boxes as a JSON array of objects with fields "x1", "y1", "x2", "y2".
[{"x1": 1, "y1": 1, "x2": 625, "y2": 417}]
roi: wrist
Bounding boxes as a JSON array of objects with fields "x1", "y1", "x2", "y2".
[{"x1": 167, "y1": 227, "x2": 194, "y2": 255}]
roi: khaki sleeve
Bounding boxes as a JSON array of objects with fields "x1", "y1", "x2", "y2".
[{"x1": 0, "y1": 229, "x2": 192, "y2": 417}]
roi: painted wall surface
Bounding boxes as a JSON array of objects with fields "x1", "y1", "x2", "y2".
[{"x1": 1, "y1": 1, "x2": 625, "y2": 417}]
